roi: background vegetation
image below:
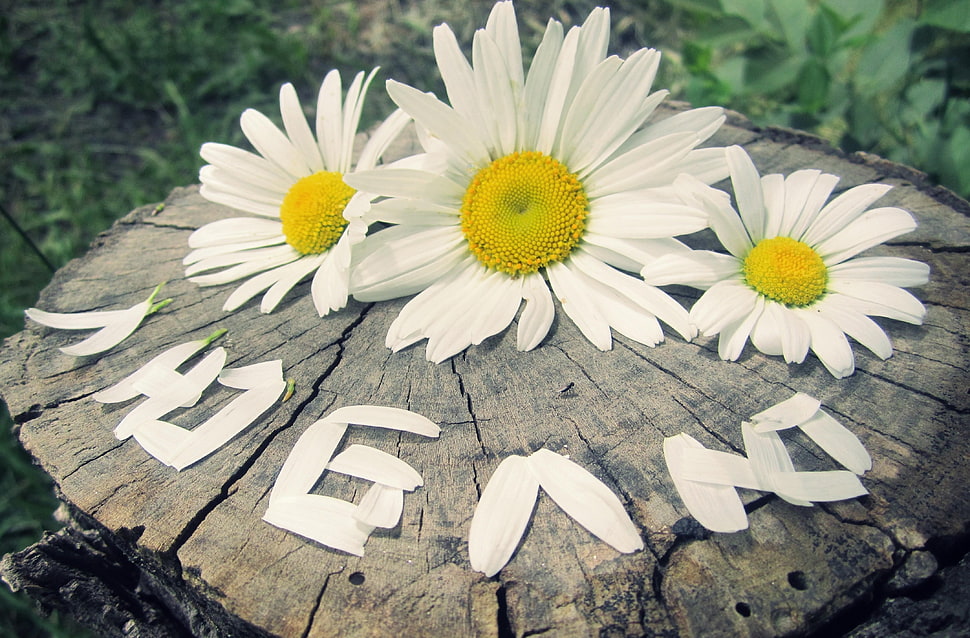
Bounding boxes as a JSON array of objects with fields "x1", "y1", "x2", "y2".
[{"x1": 1, "y1": 0, "x2": 967, "y2": 634}]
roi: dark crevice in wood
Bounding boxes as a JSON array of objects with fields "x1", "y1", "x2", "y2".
[
  {"x1": 452, "y1": 358, "x2": 488, "y2": 458},
  {"x1": 495, "y1": 583, "x2": 514, "y2": 638}
]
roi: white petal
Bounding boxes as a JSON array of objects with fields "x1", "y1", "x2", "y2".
[
  {"x1": 200, "y1": 142, "x2": 292, "y2": 192},
  {"x1": 741, "y1": 422, "x2": 811, "y2": 507},
  {"x1": 279, "y1": 82, "x2": 324, "y2": 173},
  {"x1": 25, "y1": 306, "x2": 137, "y2": 331},
  {"x1": 814, "y1": 295, "x2": 893, "y2": 360},
  {"x1": 113, "y1": 348, "x2": 227, "y2": 439},
  {"x1": 750, "y1": 393, "x2": 821, "y2": 432},
  {"x1": 270, "y1": 420, "x2": 348, "y2": 504},
  {"x1": 828, "y1": 256, "x2": 929, "y2": 288},
  {"x1": 672, "y1": 447, "x2": 767, "y2": 491},
  {"x1": 528, "y1": 449, "x2": 643, "y2": 553},
  {"x1": 187, "y1": 217, "x2": 283, "y2": 249},
  {"x1": 94, "y1": 338, "x2": 213, "y2": 403},
  {"x1": 130, "y1": 419, "x2": 191, "y2": 464},
  {"x1": 726, "y1": 146, "x2": 766, "y2": 241},
  {"x1": 240, "y1": 108, "x2": 310, "y2": 179},
  {"x1": 166, "y1": 366, "x2": 286, "y2": 470},
  {"x1": 547, "y1": 261, "x2": 612, "y2": 351},
  {"x1": 327, "y1": 444, "x2": 424, "y2": 490},
  {"x1": 689, "y1": 279, "x2": 759, "y2": 336},
  {"x1": 824, "y1": 281, "x2": 926, "y2": 325},
  {"x1": 58, "y1": 302, "x2": 152, "y2": 357},
  {"x1": 468, "y1": 455, "x2": 539, "y2": 577},
  {"x1": 198, "y1": 185, "x2": 282, "y2": 218},
  {"x1": 354, "y1": 483, "x2": 405, "y2": 528},
  {"x1": 798, "y1": 409, "x2": 872, "y2": 474},
  {"x1": 585, "y1": 197, "x2": 709, "y2": 239},
  {"x1": 386, "y1": 80, "x2": 490, "y2": 166},
  {"x1": 570, "y1": 250, "x2": 694, "y2": 341},
  {"x1": 663, "y1": 433, "x2": 748, "y2": 533},
  {"x1": 316, "y1": 69, "x2": 344, "y2": 172},
  {"x1": 640, "y1": 251, "x2": 739, "y2": 289},
  {"x1": 802, "y1": 183, "x2": 892, "y2": 246},
  {"x1": 584, "y1": 131, "x2": 698, "y2": 199},
  {"x1": 768, "y1": 470, "x2": 867, "y2": 502},
  {"x1": 323, "y1": 405, "x2": 440, "y2": 438},
  {"x1": 517, "y1": 273, "x2": 554, "y2": 351},
  {"x1": 717, "y1": 295, "x2": 766, "y2": 361},
  {"x1": 263, "y1": 494, "x2": 373, "y2": 556},
  {"x1": 815, "y1": 207, "x2": 918, "y2": 264},
  {"x1": 355, "y1": 108, "x2": 413, "y2": 171},
  {"x1": 796, "y1": 309, "x2": 856, "y2": 378}
]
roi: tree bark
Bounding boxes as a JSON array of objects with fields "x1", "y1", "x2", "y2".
[{"x1": 2, "y1": 103, "x2": 968, "y2": 637}]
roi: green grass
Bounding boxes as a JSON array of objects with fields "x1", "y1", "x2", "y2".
[{"x1": 1, "y1": 0, "x2": 966, "y2": 634}]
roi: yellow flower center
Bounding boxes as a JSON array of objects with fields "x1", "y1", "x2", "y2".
[
  {"x1": 743, "y1": 236, "x2": 828, "y2": 307},
  {"x1": 279, "y1": 171, "x2": 355, "y2": 255},
  {"x1": 460, "y1": 151, "x2": 588, "y2": 275}
]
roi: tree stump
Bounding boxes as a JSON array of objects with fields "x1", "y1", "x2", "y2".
[{"x1": 1, "y1": 103, "x2": 968, "y2": 638}]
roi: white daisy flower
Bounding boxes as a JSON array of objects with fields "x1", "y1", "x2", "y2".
[
  {"x1": 345, "y1": 0, "x2": 727, "y2": 362},
  {"x1": 25, "y1": 283, "x2": 172, "y2": 356},
  {"x1": 642, "y1": 145, "x2": 930, "y2": 378},
  {"x1": 185, "y1": 69, "x2": 412, "y2": 315}
]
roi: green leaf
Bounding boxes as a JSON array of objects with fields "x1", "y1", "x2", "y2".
[
  {"x1": 720, "y1": 0, "x2": 768, "y2": 30},
  {"x1": 767, "y1": 0, "x2": 813, "y2": 52},
  {"x1": 797, "y1": 58, "x2": 830, "y2": 112},
  {"x1": 855, "y1": 19, "x2": 915, "y2": 97},
  {"x1": 807, "y1": 5, "x2": 847, "y2": 57},
  {"x1": 919, "y1": 0, "x2": 970, "y2": 32}
]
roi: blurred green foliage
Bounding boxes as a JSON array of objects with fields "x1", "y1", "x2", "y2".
[{"x1": 0, "y1": 0, "x2": 966, "y2": 634}]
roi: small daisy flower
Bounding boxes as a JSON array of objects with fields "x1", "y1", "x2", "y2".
[
  {"x1": 185, "y1": 69, "x2": 411, "y2": 315},
  {"x1": 345, "y1": 1, "x2": 727, "y2": 362},
  {"x1": 642, "y1": 145, "x2": 929, "y2": 378}
]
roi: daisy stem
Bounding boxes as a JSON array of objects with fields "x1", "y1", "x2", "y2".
[
  {"x1": 145, "y1": 282, "x2": 173, "y2": 315},
  {"x1": 282, "y1": 378, "x2": 296, "y2": 402},
  {"x1": 202, "y1": 328, "x2": 228, "y2": 348}
]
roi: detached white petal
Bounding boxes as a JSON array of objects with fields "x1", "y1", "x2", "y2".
[
  {"x1": 327, "y1": 444, "x2": 424, "y2": 491},
  {"x1": 740, "y1": 422, "x2": 810, "y2": 506},
  {"x1": 798, "y1": 409, "x2": 872, "y2": 474},
  {"x1": 323, "y1": 405, "x2": 440, "y2": 438},
  {"x1": 663, "y1": 433, "x2": 749, "y2": 533},
  {"x1": 528, "y1": 449, "x2": 643, "y2": 553},
  {"x1": 468, "y1": 455, "x2": 539, "y2": 577},
  {"x1": 263, "y1": 494, "x2": 374, "y2": 556},
  {"x1": 26, "y1": 284, "x2": 171, "y2": 356},
  {"x1": 270, "y1": 420, "x2": 348, "y2": 504},
  {"x1": 354, "y1": 483, "x2": 406, "y2": 528},
  {"x1": 93, "y1": 330, "x2": 225, "y2": 403},
  {"x1": 750, "y1": 392, "x2": 821, "y2": 432}
]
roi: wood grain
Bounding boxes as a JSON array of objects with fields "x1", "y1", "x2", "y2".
[{"x1": 2, "y1": 104, "x2": 968, "y2": 637}]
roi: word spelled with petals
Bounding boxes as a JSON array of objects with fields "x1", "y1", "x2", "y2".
[
  {"x1": 264, "y1": 405, "x2": 440, "y2": 556},
  {"x1": 469, "y1": 448, "x2": 643, "y2": 577},
  {"x1": 26, "y1": 283, "x2": 172, "y2": 356},
  {"x1": 94, "y1": 330, "x2": 286, "y2": 470},
  {"x1": 664, "y1": 393, "x2": 872, "y2": 532}
]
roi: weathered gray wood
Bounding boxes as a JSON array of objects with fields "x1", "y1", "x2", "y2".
[{"x1": 1, "y1": 103, "x2": 968, "y2": 637}]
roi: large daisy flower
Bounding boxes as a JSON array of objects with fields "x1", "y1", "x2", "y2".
[
  {"x1": 642, "y1": 145, "x2": 930, "y2": 378},
  {"x1": 185, "y1": 69, "x2": 411, "y2": 315},
  {"x1": 344, "y1": 1, "x2": 728, "y2": 363}
]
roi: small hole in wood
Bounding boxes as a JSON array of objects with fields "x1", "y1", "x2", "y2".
[
  {"x1": 348, "y1": 572, "x2": 365, "y2": 585},
  {"x1": 735, "y1": 602, "x2": 751, "y2": 617},
  {"x1": 787, "y1": 570, "x2": 808, "y2": 590}
]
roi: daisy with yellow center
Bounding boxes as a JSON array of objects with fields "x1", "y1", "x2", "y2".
[
  {"x1": 642, "y1": 145, "x2": 929, "y2": 378},
  {"x1": 345, "y1": 1, "x2": 729, "y2": 362},
  {"x1": 185, "y1": 69, "x2": 411, "y2": 315}
]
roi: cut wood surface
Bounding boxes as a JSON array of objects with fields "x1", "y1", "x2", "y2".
[{"x1": 1, "y1": 103, "x2": 968, "y2": 637}]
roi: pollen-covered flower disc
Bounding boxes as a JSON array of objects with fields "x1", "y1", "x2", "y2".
[
  {"x1": 185, "y1": 68, "x2": 411, "y2": 316},
  {"x1": 641, "y1": 145, "x2": 930, "y2": 378},
  {"x1": 345, "y1": 0, "x2": 730, "y2": 363}
]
